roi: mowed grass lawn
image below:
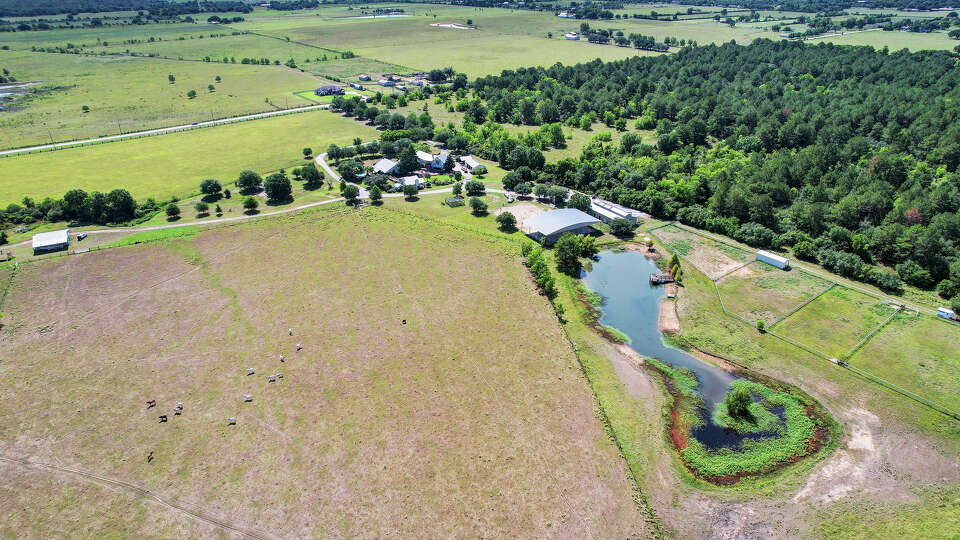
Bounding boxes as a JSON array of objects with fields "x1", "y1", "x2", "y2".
[
  {"x1": 0, "y1": 50, "x2": 322, "y2": 148},
  {"x1": 849, "y1": 314, "x2": 960, "y2": 412},
  {"x1": 772, "y1": 286, "x2": 893, "y2": 359},
  {"x1": 0, "y1": 110, "x2": 378, "y2": 204},
  {"x1": 0, "y1": 204, "x2": 645, "y2": 536},
  {"x1": 716, "y1": 262, "x2": 832, "y2": 325}
]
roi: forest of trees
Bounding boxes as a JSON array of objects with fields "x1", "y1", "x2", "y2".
[
  {"x1": 0, "y1": 0, "x2": 251, "y2": 17},
  {"x1": 468, "y1": 40, "x2": 960, "y2": 299}
]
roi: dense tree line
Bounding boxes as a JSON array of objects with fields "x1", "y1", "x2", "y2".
[
  {"x1": 1, "y1": 189, "x2": 153, "y2": 228},
  {"x1": 680, "y1": 0, "x2": 960, "y2": 12},
  {"x1": 266, "y1": 0, "x2": 319, "y2": 10},
  {"x1": 470, "y1": 40, "x2": 960, "y2": 300},
  {"x1": 0, "y1": 0, "x2": 251, "y2": 18}
]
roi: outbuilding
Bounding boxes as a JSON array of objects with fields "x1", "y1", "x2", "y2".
[
  {"x1": 401, "y1": 175, "x2": 422, "y2": 188},
  {"x1": 757, "y1": 250, "x2": 789, "y2": 269},
  {"x1": 522, "y1": 209, "x2": 600, "y2": 245},
  {"x1": 589, "y1": 198, "x2": 640, "y2": 225},
  {"x1": 373, "y1": 158, "x2": 399, "y2": 175},
  {"x1": 460, "y1": 155, "x2": 481, "y2": 169},
  {"x1": 32, "y1": 229, "x2": 70, "y2": 255},
  {"x1": 937, "y1": 307, "x2": 956, "y2": 320}
]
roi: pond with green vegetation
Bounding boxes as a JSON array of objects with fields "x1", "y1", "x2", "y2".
[{"x1": 581, "y1": 250, "x2": 830, "y2": 483}]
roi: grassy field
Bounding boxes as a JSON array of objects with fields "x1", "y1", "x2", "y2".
[
  {"x1": 0, "y1": 203, "x2": 647, "y2": 536},
  {"x1": 652, "y1": 224, "x2": 753, "y2": 278},
  {"x1": 808, "y1": 28, "x2": 958, "y2": 51},
  {"x1": 0, "y1": 109, "x2": 377, "y2": 204},
  {"x1": 849, "y1": 313, "x2": 960, "y2": 412},
  {"x1": 716, "y1": 261, "x2": 832, "y2": 325},
  {"x1": 0, "y1": 49, "x2": 324, "y2": 148},
  {"x1": 772, "y1": 286, "x2": 893, "y2": 359}
]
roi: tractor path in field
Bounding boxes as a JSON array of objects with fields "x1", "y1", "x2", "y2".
[{"x1": 0, "y1": 455, "x2": 274, "y2": 539}]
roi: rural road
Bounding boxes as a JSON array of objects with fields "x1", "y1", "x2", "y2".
[{"x1": 0, "y1": 104, "x2": 329, "y2": 156}]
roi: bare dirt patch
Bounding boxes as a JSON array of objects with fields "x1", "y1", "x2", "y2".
[
  {"x1": 429, "y1": 22, "x2": 475, "y2": 29},
  {"x1": 658, "y1": 297, "x2": 680, "y2": 335},
  {"x1": 498, "y1": 201, "x2": 545, "y2": 223}
]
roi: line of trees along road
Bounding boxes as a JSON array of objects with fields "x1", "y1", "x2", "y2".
[{"x1": 469, "y1": 39, "x2": 960, "y2": 304}]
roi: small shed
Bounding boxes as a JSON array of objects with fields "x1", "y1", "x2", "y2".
[
  {"x1": 564, "y1": 32, "x2": 580, "y2": 40},
  {"x1": 349, "y1": 82, "x2": 364, "y2": 91},
  {"x1": 32, "y1": 229, "x2": 70, "y2": 255},
  {"x1": 936, "y1": 307, "x2": 956, "y2": 320},
  {"x1": 757, "y1": 250, "x2": 789, "y2": 269},
  {"x1": 358, "y1": 74, "x2": 371, "y2": 81}
]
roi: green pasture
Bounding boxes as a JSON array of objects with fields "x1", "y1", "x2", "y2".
[
  {"x1": 716, "y1": 262, "x2": 832, "y2": 325},
  {"x1": 0, "y1": 50, "x2": 322, "y2": 148},
  {"x1": 848, "y1": 313, "x2": 960, "y2": 413},
  {"x1": 772, "y1": 286, "x2": 893, "y2": 359},
  {"x1": 88, "y1": 33, "x2": 334, "y2": 63},
  {"x1": 0, "y1": 110, "x2": 377, "y2": 204},
  {"x1": 808, "y1": 28, "x2": 957, "y2": 51}
]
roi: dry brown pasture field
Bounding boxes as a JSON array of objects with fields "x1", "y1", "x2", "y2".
[{"x1": 0, "y1": 205, "x2": 646, "y2": 537}]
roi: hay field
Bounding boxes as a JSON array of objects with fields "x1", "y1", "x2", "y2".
[
  {"x1": 716, "y1": 261, "x2": 832, "y2": 325},
  {"x1": 652, "y1": 224, "x2": 752, "y2": 278},
  {"x1": 807, "y1": 28, "x2": 957, "y2": 51},
  {"x1": 0, "y1": 205, "x2": 646, "y2": 537},
  {"x1": 0, "y1": 109, "x2": 377, "y2": 204}
]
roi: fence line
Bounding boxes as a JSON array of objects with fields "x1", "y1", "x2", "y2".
[
  {"x1": 842, "y1": 306, "x2": 903, "y2": 360},
  {"x1": 651, "y1": 222, "x2": 960, "y2": 421},
  {"x1": 771, "y1": 283, "x2": 836, "y2": 327}
]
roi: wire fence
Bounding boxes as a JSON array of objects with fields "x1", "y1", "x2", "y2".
[{"x1": 649, "y1": 221, "x2": 960, "y2": 421}]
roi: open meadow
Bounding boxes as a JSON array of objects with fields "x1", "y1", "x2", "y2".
[
  {"x1": 0, "y1": 109, "x2": 377, "y2": 204},
  {"x1": 0, "y1": 203, "x2": 646, "y2": 537},
  {"x1": 0, "y1": 49, "x2": 324, "y2": 148}
]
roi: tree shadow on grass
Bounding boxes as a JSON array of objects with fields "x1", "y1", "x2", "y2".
[
  {"x1": 195, "y1": 212, "x2": 210, "y2": 219},
  {"x1": 166, "y1": 216, "x2": 181, "y2": 222},
  {"x1": 243, "y1": 209, "x2": 260, "y2": 216},
  {"x1": 265, "y1": 196, "x2": 294, "y2": 207},
  {"x1": 404, "y1": 195, "x2": 420, "y2": 202}
]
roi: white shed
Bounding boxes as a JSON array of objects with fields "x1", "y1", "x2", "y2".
[
  {"x1": 757, "y1": 250, "x2": 789, "y2": 269},
  {"x1": 373, "y1": 158, "x2": 399, "y2": 175},
  {"x1": 32, "y1": 229, "x2": 70, "y2": 255},
  {"x1": 936, "y1": 307, "x2": 956, "y2": 320}
]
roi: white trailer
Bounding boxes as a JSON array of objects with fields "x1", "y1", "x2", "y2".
[
  {"x1": 756, "y1": 250, "x2": 789, "y2": 269},
  {"x1": 936, "y1": 307, "x2": 956, "y2": 320}
]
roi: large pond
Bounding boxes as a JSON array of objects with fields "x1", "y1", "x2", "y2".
[{"x1": 581, "y1": 250, "x2": 766, "y2": 449}]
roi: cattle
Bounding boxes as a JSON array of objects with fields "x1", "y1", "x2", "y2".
[
  {"x1": 145, "y1": 400, "x2": 156, "y2": 409},
  {"x1": 279, "y1": 355, "x2": 284, "y2": 363},
  {"x1": 158, "y1": 415, "x2": 168, "y2": 422},
  {"x1": 247, "y1": 367, "x2": 255, "y2": 375},
  {"x1": 267, "y1": 375, "x2": 276, "y2": 383},
  {"x1": 296, "y1": 342, "x2": 302, "y2": 351},
  {"x1": 276, "y1": 372, "x2": 283, "y2": 379},
  {"x1": 227, "y1": 417, "x2": 236, "y2": 425},
  {"x1": 243, "y1": 394, "x2": 253, "y2": 402},
  {"x1": 147, "y1": 451, "x2": 154, "y2": 463}
]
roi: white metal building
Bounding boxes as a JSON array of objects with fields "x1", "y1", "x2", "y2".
[
  {"x1": 522, "y1": 209, "x2": 600, "y2": 245},
  {"x1": 756, "y1": 250, "x2": 789, "y2": 269},
  {"x1": 589, "y1": 198, "x2": 640, "y2": 225},
  {"x1": 32, "y1": 229, "x2": 70, "y2": 255}
]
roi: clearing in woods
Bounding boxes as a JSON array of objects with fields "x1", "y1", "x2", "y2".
[
  {"x1": 716, "y1": 261, "x2": 832, "y2": 325},
  {"x1": 0, "y1": 204, "x2": 646, "y2": 537}
]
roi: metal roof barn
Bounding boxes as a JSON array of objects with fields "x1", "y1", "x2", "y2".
[
  {"x1": 756, "y1": 250, "x2": 790, "y2": 269},
  {"x1": 522, "y1": 209, "x2": 600, "y2": 245},
  {"x1": 32, "y1": 229, "x2": 70, "y2": 255}
]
